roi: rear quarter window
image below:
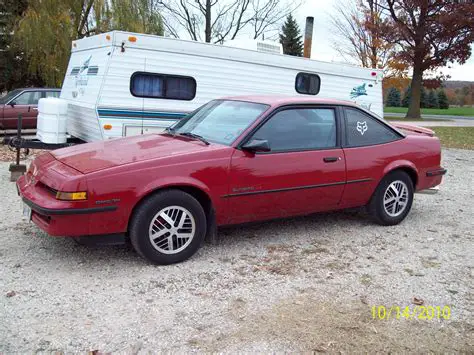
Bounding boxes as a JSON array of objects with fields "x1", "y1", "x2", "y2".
[{"x1": 344, "y1": 108, "x2": 400, "y2": 147}]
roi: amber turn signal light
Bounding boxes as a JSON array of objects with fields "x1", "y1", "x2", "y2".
[
  {"x1": 56, "y1": 191, "x2": 87, "y2": 201},
  {"x1": 128, "y1": 36, "x2": 137, "y2": 42},
  {"x1": 103, "y1": 124, "x2": 112, "y2": 130}
]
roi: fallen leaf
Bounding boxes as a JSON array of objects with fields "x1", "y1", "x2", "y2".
[
  {"x1": 6, "y1": 291, "x2": 16, "y2": 297},
  {"x1": 412, "y1": 297, "x2": 424, "y2": 305}
]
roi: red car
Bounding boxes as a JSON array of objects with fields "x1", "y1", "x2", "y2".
[
  {"x1": 0, "y1": 88, "x2": 60, "y2": 130},
  {"x1": 17, "y1": 96, "x2": 446, "y2": 264}
]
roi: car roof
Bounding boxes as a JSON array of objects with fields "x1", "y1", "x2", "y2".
[{"x1": 222, "y1": 95, "x2": 359, "y2": 108}]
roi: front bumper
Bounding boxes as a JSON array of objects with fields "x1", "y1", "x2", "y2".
[{"x1": 22, "y1": 196, "x2": 117, "y2": 215}]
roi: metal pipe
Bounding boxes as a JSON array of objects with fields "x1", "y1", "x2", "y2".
[
  {"x1": 303, "y1": 16, "x2": 314, "y2": 59},
  {"x1": 16, "y1": 114, "x2": 22, "y2": 165}
]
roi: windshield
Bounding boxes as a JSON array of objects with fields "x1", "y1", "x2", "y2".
[
  {"x1": 171, "y1": 100, "x2": 269, "y2": 145},
  {"x1": 0, "y1": 89, "x2": 23, "y2": 104}
]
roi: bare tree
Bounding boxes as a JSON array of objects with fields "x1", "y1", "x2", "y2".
[
  {"x1": 330, "y1": 0, "x2": 394, "y2": 69},
  {"x1": 158, "y1": 0, "x2": 300, "y2": 43}
]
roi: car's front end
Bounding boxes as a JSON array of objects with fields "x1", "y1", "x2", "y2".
[{"x1": 17, "y1": 153, "x2": 117, "y2": 237}]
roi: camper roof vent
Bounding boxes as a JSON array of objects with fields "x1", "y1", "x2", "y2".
[
  {"x1": 224, "y1": 39, "x2": 283, "y2": 54},
  {"x1": 256, "y1": 41, "x2": 282, "y2": 54}
]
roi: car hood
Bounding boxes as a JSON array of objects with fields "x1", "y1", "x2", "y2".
[{"x1": 51, "y1": 134, "x2": 224, "y2": 174}]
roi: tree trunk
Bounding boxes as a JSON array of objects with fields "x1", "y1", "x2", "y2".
[
  {"x1": 406, "y1": 60, "x2": 423, "y2": 118},
  {"x1": 205, "y1": 0, "x2": 211, "y2": 43}
]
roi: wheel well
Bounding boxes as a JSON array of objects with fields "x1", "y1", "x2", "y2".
[
  {"x1": 392, "y1": 167, "x2": 418, "y2": 188},
  {"x1": 127, "y1": 185, "x2": 213, "y2": 233}
]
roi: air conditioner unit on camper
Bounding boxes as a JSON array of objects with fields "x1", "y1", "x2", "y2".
[{"x1": 224, "y1": 39, "x2": 283, "y2": 54}]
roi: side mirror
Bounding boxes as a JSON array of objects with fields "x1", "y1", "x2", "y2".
[
  {"x1": 9, "y1": 101, "x2": 16, "y2": 107},
  {"x1": 242, "y1": 139, "x2": 271, "y2": 153}
]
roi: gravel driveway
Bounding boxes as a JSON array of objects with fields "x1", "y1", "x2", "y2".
[{"x1": 1, "y1": 148, "x2": 473, "y2": 352}]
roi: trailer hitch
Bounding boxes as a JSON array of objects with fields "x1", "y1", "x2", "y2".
[{"x1": 2, "y1": 136, "x2": 76, "y2": 150}]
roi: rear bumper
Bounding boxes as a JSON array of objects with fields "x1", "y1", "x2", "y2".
[
  {"x1": 417, "y1": 185, "x2": 440, "y2": 194},
  {"x1": 426, "y1": 168, "x2": 447, "y2": 177},
  {"x1": 417, "y1": 168, "x2": 447, "y2": 194}
]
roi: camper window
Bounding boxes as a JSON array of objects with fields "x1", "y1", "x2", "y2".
[
  {"x1": 295, "y1": 73, "x2": 320, "y2": 95},
  {"x1": 130, "y1": 72, "x2": 196, "y2": 100}
]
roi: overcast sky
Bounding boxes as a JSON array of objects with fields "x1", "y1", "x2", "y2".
[{"x1": 293, "y1": 0, "x2": 474, "y2": 81}]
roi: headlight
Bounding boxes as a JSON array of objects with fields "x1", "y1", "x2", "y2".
[{"x1": 56, "y1": 191, "x2": 87, "y2": 201}]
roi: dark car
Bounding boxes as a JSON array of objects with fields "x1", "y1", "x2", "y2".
[
  {"x1": 17, "y1": 96, "x2": 446, "y2": 265},
  {"x1": 0, "y1": 88, "x2": 60, "y2": 130}
]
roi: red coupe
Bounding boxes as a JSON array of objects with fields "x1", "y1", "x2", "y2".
[{"x1": 17, "y1": 96, "x2": 446, "y2": 264}]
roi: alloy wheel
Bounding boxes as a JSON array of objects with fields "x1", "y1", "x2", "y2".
[
  {"x1": 148, "y1": 206, "x2": 196, "y2": 254},
  {"x1": 383, "y1": 180, "x2": 409, "y2": 217}
]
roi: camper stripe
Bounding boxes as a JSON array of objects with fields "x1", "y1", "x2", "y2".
[
  {"x1": 97, "y1": 109, "x2": 188, "y2": 119},
  {"x1": 98, "y1": 115, "x2": 180, "y2": 121}
]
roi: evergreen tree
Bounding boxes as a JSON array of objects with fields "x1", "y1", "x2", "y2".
[
  {"x1": 402, "y1": 87, "x2": 411, "y2": 107},
  {"x1": 438, "y1": 89, "x2": 449, "y2": 109},
  {"x1": 279, "y1": 14, "x2": 303, "y2": 56},
  {"x1": 420, "y1": 86, "x2": 427, "y2": 108},
  {"x1": 386, "y1": 87, "x2": 401, "y2": 107},
  {"x1": 426, "y1": 90, "x2": 439, "y2": 108}
]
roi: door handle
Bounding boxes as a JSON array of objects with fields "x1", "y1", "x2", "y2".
[
  {"x1": 32, "y1": 107, "x2": 38, "y2": 111},
  {"x1": 323, "y1": 157, "x2": 340, "y2": 163}
]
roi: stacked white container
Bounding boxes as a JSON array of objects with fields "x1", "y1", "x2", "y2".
[{"x1": 36, "y1": 98, "x2": 68, "y2": 144}]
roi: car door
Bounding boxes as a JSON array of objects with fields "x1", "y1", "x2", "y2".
[
  {"x1": 4, "y1": 90, "x2": 41, "y2": 129},
  {"x1": 226, "y1": 106, "x2": 346, "y2": 225}
]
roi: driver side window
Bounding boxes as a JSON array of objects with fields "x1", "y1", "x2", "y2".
[
  {"x1": 251, "y1": 108, "x2": 337, "y2": 152},
  {"x1": 12, "y1": 91, "x2": 41, "y2": 105}
]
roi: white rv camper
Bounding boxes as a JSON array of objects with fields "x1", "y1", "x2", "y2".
[{"x1": 55, "y1": 31, "x2": 383, "y2": 143}]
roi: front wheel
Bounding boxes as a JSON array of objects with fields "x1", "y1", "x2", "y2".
[
  {"x1": 368, "y1": 171, "x2": 414, "y2": 226},
  {"x1": 129, "y1": 190, "x2": 207, "y2": 264}
]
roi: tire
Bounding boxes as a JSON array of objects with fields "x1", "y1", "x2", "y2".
[
  {"x1": 368, "y1": 170, "x2": 414, "y2": 226},
  {"x1": 129, "y1": 190, "x2": 207, "y2": 265}
]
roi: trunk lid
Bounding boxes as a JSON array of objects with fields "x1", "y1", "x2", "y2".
[{"x1": 391, "y1": 123, "x2": 435, "y2": 137}]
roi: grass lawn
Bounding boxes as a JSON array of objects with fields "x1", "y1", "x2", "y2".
[
  {"x1": 385, "y1": 106, "x2": 474, "y2": 116},
  {"x1": 432, "y1": 127, "x2": 474, "y2": 150}
]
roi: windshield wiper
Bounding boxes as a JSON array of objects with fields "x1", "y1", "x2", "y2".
[{"x1": 179, "y1": 132, "x2": 210, "y2": 145}]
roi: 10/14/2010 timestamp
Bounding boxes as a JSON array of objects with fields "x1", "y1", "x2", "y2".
[{"x1": 371, "y1": 305, "x2": 451, "y2": 320}]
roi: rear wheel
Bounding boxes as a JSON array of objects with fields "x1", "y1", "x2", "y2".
[
  {"x1": 368, "y1": 171, "x2": 414, "y2": 226},
  {"x1": 129, "y1": 190, "x2": 207, "y2": 264}
]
